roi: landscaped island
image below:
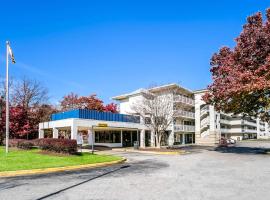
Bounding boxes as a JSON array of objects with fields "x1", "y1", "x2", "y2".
[{"x1": 0, "y1": 147, "x2": 121, "y2": 172}]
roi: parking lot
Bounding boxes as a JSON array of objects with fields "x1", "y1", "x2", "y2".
[{"x1": 0, "y1": 140, "x2": 270, "y2": 200}]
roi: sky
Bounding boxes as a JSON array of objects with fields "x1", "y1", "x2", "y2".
[{"x1": 0, "y1": 0, "x2": 270, "y2": 104}]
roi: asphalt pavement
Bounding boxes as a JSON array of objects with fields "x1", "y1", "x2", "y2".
[{"x1": 0, "y1": 141, "x2": 270, "y2": 200}]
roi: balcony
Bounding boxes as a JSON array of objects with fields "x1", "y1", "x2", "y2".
[
  {"x1": 173, "y1": 95, "x2": 194, "y2": 106},
  {"x1": 260, "y1": 124, "x2": 265, "y2": 130},
  {"x1": 220, "y1": 119, "x2": 231, "y2": 125},
  {"x1": 230, "y1": 119, "x2": 242, "y2": 125},
  {"x1": 243, "y1": 120, "x2": 257, "y2": 127},
  {"x1": 174, "y1": 110, "x2": 195, "y2": 119},
  {"x1": 221, "y1": 128, "x2": 231, "y2": 133},
  {"x1": 242, "y1": 129, "x2": 257, "y2": 134},
  {"x1": 174, "y1": 124, "x2": 195, "y2": 132}
]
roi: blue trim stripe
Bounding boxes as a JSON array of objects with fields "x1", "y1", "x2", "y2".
[{"x1": 51, "y1": 109, "x2": 140, "y2": 123}]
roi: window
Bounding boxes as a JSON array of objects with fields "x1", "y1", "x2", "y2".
[
  {"x1": 44, "y1": 129, "x2": 53, "y2": 138},
  {"x1": 184, "y1": 121, "x2": 195, "y2": 126},
  {"x1": 144, "y1": 117, "x2": 151, "y2": 124},
  {"x1": 95, "y1": 131, "x2": 121, "y2": 143}
]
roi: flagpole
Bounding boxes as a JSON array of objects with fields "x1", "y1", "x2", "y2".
[{"x1": 5, "y1": 41, "x2": 9, "y2": 154}]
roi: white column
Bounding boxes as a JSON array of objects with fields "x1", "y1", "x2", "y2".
[
  {"x1": 39, "y1": 129, "x2": 44, "y2": 138},
  {"x1": 87, "y1": 129, "x2": 94, "y2": 145},
  {"x1": 168, "y1": 130, "x2": 175, "y2": 146},
  {"x1": 265, "y1": 122, "x2": 269, "y2": 139},
  {"x1": 140, "y1": 129, "x2": 145, "y2": 148},
  {"x1": 150, "y1": 130, "x2": 155, "y2": 147},
  {"x1": 256, "y1": 118, "x2": 260, "y2": 138},
  {"x1": 53, "y1": 128, "x2": 59, "y2": 139},
  {"x1": 71, "y1": 125, "x2": 78, "y2": 140},
  {"x1": 182, "y1": 133, "x2": 185, "y2": 145}
]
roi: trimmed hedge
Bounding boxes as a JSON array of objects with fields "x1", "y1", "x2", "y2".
[
  {"x1": 38, "y1": 138, "x2": 77, "y2": 154},
  {"x1": 4, "y1": 138, "x2": 77, "y2": 154},
  {"x1": 3, "y1": 138, "x2": 77, "y2": 154},
  {"x1": 4, "y1": 139, "x2": 26, "y2": 147},
  {"x1": 17, "y1": 140, "x2": 34, "y2": 149}
]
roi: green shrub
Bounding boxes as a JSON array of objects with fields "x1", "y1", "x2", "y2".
[{"x1": 38, "y1": 138, "x2": 77, "y2": 154}]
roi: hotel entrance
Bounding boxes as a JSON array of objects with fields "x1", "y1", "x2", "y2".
[{"x1": 122, "y1": 130, "x2": 139, "y2": 147}]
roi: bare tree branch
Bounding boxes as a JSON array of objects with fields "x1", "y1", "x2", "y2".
[
  {"x1": 11, "y1": 77, "x2": 48, "y2": 109},
  {"x1": 131, "y1": 88, "x2": 181, "y2": 148}
]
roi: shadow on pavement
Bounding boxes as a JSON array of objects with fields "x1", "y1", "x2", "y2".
[
  {"x1": 35, "y1": 165, "x2": 130, "y2": 200},
  {"x1": 169, "y1": 145, "x2": 216, "y2": 154},
  {"x1": 213, "y1": 146, "x2": 270, "y2": 155},
  {"x1": 169, "y1": 144, "x2": 270, "y2": 155}
]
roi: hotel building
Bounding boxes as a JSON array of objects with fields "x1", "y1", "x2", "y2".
[{"x1": 39, "y1": 83, "x2": 270, "y2": 147}]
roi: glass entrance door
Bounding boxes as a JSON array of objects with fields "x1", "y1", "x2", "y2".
[{"x1": 122, "y1": 131, "x2": 132, "y2": 147}]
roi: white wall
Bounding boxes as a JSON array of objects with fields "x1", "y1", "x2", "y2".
[{"x1": 119, "y1": 95, "x2": 144, "y2": 114}]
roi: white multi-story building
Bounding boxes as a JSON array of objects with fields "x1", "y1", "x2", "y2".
[
  {"x1": 114, "y1": 85, "x2": 270, "y2": 145},
  {"x1": 194, "y1": 89, "x2": 270, "y2": 144},
  {"x1": 112, "y1": 83, "x2": 196, "y2": 146},
  {"x1": 39, "y1": 83, "x2": 270, "y2": 147}
]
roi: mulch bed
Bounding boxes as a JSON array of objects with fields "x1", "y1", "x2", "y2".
[
  {"x1": 82, "y1": 145, "x2": 112, "y2": 151},
  {"x1": 138, "y1": 148, "x2": 184, "y2": 152}
]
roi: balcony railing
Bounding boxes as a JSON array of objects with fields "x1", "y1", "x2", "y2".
[
  {"x1": 173, "y1": 95, "x2": 194, "y2": 106},
  {"x1": 174, "y1": 124, "x2": 195, "y2": 132},
  {"x1": 220, "y1": 119, "x2": 231, "y2": 125},
  {"x1": 242, "y1": 129, "x2": 257, "y2": 133},
  {"x1": 243, "y1": 120, "x2": 257, "y2": 127},
  {"x1": 220, "y1": 128, "x2": 230, "y2": 133},
  {"x1": 174, "y1": 110, "x2": 195, "y2": 119}
]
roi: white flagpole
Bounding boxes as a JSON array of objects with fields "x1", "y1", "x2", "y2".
[{"x1": 5, "y1": 41, "x2": 9, "y2": 154}]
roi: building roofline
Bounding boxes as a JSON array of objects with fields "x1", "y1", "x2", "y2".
[
  {"x1": 112, "y1": 83, "x2": 193, "y2": 101},
  {"x1": 148, "y1": 83, "x2": 193, "y2": 94},
  {"x1": 193, "y1": 89, "x2": 208, "y2": 94}
]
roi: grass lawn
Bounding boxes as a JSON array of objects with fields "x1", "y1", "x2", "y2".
[{"x1": 0, "y1": 146, "x2": 122, "y2": 172}]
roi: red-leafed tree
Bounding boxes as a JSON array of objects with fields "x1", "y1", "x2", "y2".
[
  {"x1": 104, "y1": 103, "x2": 118, "y2": 113},
  {"x1": 0, "y1": 97, "x2": 4, "y2": 143},
  {"x1": 78, "y1": 95, "x2": 104, "y2": 111},
  {"x1": 0, "y1": 105, "x2": 34, "y2": 140},
  {"x1": 60, "y1": 93, "x2": 118, "y2": 113},
  {"x1": 59, "y1": 92, "x2": 79, "y2": 111},
  {"x1": 0, "y1": 78, "x2": 55, "y2": 142},
  {"x1": 204, "y1": 8, "x2": 270, "y2": 122}
]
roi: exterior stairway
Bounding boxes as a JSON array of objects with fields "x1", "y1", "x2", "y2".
[{"x1": 195, "y1": 131, "x2": 220, "y2": 146}]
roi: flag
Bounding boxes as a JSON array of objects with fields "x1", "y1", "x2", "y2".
[{"x1": 7, "y1": 42, "x2": 16, "y2": 64}]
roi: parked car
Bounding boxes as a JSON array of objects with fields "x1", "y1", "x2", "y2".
[{"x1": 226, "y1": 138, "x2": 236, "y2": 144}]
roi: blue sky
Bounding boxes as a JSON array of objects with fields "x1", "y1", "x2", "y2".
[{"x1": 0, "y1": 0, "x2": 269, "y2": 104}]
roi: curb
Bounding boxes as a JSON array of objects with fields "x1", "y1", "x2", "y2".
[
  {"x1": 114, "y1": 149, "x2": 185, "y2": 155},
  {"x1": 0, "y1": 158, "x2": 126, "y2": 178}
]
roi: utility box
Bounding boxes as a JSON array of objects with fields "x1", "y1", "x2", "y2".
[{"x1": 134, "y1": 141, "x2": 139, "y2": 149}]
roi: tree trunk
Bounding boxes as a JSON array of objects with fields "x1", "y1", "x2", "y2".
[{"x1": 156, "y1": 132, "x2": 162, "y2": 148}]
